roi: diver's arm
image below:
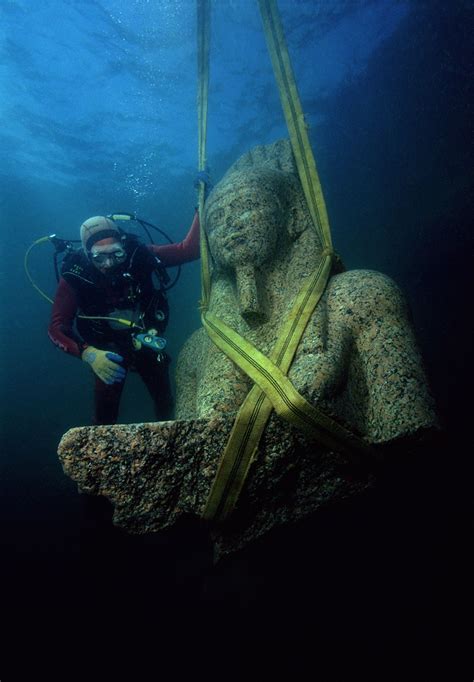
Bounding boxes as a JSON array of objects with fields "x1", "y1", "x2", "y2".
[
  {"x1": 149, "y1": 211, "x2": 200, "y2": 266},
  {"x1": 48, "y1": 277, "x2": 85, "y2": 357}
]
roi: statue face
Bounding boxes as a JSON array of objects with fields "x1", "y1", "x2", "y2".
[{"x1": 205, "y1": 181, "x2": 282, "y2": 269}]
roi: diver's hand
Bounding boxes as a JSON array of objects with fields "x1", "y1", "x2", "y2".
[{"x1": 81, "y1": 346, "x2": 126, "y2": 384}]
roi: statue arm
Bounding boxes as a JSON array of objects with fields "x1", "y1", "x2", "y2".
[
  {"x1": 344, "y1": 270, "x2": 437, "y2": 443},
  {"x1": 175, "y1": 331, "x2": 201, "y2": 419}
]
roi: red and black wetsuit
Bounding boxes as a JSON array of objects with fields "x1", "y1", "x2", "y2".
[{"x1": 48, "y1": 212, "x2": 200, "y2": 424}]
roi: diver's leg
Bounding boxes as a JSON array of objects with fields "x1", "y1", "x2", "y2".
[
  {"x1": 93, "y1": 375, "x2": 126, "y2": 425},
  {"x1": 134, "y1": 351, "x2": 174, "y2": 420}
]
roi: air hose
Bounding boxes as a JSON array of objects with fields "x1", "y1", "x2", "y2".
[
  {"x1": 24, "y1": 234, "x2": 147, "y2": 331},
  {"x1": 25, "y1": 211, "x2": 180, "y2": 323}
]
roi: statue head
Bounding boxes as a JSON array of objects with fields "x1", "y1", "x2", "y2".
[
  {"x1": 203, "y1": 140, "x2": 321, "y2": 321},
  {"x1": 204, "y1": 169, "x2": 287, "y2": 269}
]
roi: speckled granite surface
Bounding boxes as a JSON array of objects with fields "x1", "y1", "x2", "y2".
[
  {"x1": 58, "y1": 415, "x2": 374, "y2": 559},
  {"x1": 177, "y1": 139, "x2": 437, "y2": 444},
  {"x1": 57, "y1": 139, "x2": 438, "y2": 557}
]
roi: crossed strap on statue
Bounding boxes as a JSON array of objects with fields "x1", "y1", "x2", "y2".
[{"x1": 196, "y1": 0, "x2": 373, "y2": 522}]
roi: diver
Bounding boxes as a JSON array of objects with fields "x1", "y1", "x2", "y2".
[{"x1": 48, "y1": 212, "x2": 200, "y2": 425}]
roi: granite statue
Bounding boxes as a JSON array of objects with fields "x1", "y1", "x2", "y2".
[{"x1": 58, "y1": 139, "x2": 438, "y2": 558}]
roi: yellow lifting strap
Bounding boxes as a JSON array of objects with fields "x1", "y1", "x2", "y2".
[
  {"x1": 258, "y1": 0, "x2": 332, "y2": 252},
  {"x1": 197, "y1": 0, "x2": 212, "y2": 308},
  {"x1": 196, "y1": 0, "x2": 372, "y2": 521},
  {"x1": 202, "y1": 251, "x2": 373, "y2": 521}
]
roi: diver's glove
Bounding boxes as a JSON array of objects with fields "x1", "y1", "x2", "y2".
[{"x1": 81, "y1": 346, "x2": 126, "y2": 385}]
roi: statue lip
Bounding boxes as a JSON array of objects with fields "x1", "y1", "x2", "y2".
[
  {"x1": 226, "y1": 235, "x2": 245, "y2": 247},
  {"x1": 223, "y1": 230, "x2": 246, "y2": 249}
]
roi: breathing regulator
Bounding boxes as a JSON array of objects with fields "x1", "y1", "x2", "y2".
[{"x1": 25, "y1": 212, "x2": 180, "y2": 359}]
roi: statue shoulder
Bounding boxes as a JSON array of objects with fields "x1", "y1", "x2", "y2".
[{"x1": 326, "y1": 269, "x2": 410, "y2": 332}]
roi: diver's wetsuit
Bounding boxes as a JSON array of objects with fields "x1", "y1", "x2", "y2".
[{"x1": 48, "y1": 212, "x2": 200, "y2": 424}]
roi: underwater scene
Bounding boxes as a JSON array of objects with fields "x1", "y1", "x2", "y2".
[{"x1": 1, "y1": 0, "x2": 472, "y2": 676}]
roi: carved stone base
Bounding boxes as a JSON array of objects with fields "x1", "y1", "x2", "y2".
[{"x1": 58, "y1": 415, "x2": 374, "y2": 560}]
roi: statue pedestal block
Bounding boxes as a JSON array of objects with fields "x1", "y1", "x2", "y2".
[{"x1": 58, "y1": 415, "x2": 374, "y2": 559}]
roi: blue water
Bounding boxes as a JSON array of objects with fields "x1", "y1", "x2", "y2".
[{"x1": 1, "y1": 0, "x2": 472, "y2": 674}]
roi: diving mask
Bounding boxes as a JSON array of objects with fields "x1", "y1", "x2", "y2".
[{"x1": 91, "y1": 248, "x2": 127, "y2": 266}]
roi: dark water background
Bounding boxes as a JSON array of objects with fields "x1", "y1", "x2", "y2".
[{"x1": 1, "y1": 0, "x2": 472, "y2": 676}]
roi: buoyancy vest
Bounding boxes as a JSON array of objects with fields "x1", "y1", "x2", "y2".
[{"x1": 61, "y1": 235, "x2": 169, "y2": 354}]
